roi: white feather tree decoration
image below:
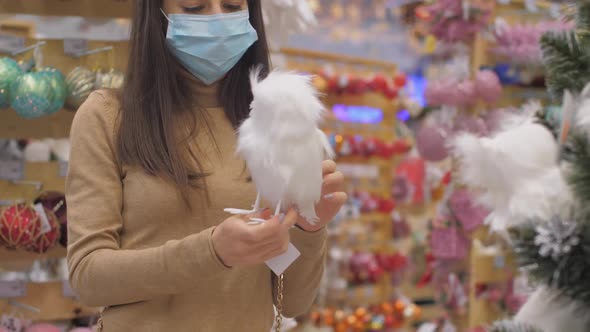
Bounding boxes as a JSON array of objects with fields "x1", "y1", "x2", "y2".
[
  {"x1": 224, "y1": 67, "x2": 334, "y2": 224},
  {"x1": 451, "y1": 112, "x2": 572, "y2": 232},
  {"x1": 261, "y1": 0, "x2": 317, "y2": 50}
]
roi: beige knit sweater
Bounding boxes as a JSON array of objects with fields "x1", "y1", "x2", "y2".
[{"x1": 66, "y1": 86, "x2": 327, "y2": 332}]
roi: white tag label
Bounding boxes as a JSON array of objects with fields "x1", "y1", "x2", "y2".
[
  {"x1": 58, "y1": 161, "x2": 68, "y2": 177},
  {"x1": 525, "y1": 0, "x2": 538, "y2": 12},
  {"x1": 0, "y1": 34, "x2": 25, "y2": 54},
  {"x1": 266, "y1": 243, "x2": 300, "y2": 276},
  {"x1": 0, "y1": 281, "x2": 26, "y2": 299},
  {"x1": 494, "y1": 255, "x2": 505, "y2": 269},
  {"x1": 0, "y1": 161, "x2": 24, "y2": 181},
  {"x1": 33, "y1": 203, "x2": 52, "y2": 235},
  {"x1": 63, "y1": 39, "x2": 88, "y2": 56}
]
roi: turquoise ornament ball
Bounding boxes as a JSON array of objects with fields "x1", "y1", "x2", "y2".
[
  {"x1": 0, "y1": 57, "x2": 24, "y2": 108},
  {"x1": 9, "y1": 72, "x2": 55, "y2": 119},
  {"x1": 40, "y1": 67, "x2": 67, "y2": 114}
]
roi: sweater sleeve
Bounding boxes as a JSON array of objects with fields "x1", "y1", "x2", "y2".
[
  {"x1": 66, "y1": 92, "x2": 229, "y2": 308},
  {"x1": 273, "y1": 227, "x2": 327, "y2": 318}
]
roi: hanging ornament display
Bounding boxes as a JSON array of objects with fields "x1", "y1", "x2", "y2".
[
  {"x1": 326, "y1": 134, "x2": 412, "y2": 160},
  {"x1": 416, "y1": 123, "x2": 450, "y2": 162},
  {"x1": 95, "y1": 68, "x2": 125, "y2": 90},
  {"x1": 65, "y1": 66, "x2": 96, "y2": 110},
  {"x1": 0, "y1": 57, "x2": 24, "y2": 108},
  {"x1": 26, "y1": 207, "x2": 60, "y2": 254},
  {"x1": 34, "y1": 191, "x2": 67, "y2": 248},
  {"x1": 0, "y1": 204, "x2": 42, "y2": 249},
  {"x1": 425, "y1": 70, "x2": 503, "y2": 107},
  {"x1": 9, "y1": 72, "x2": 55, "y2": 119},
  {"x1": 39, "y1": 67, "x2": 67, "y2": 113},
  {"x1": 422, "y1": 0, "x2": 492, "y2": 44},
  {"x1": 314, "y1": 70, "x2": 408, "y2": 100}
]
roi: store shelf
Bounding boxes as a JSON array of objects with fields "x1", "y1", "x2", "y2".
[
  {"x1": 0, "y1": 0, "x2": 132, "y2": 18},
  {"x1": 0, "y1": 110, "x2": 75, "y2": 139},
  {"x1": 0, "y1": 247, "x2": 66, "y2": 261},
  {"x1": 0, "y1": 281, "x2": 96, "y2": 321},
  {"x1": 0, "y1": 162, "x2": 66, "y2": 202}
]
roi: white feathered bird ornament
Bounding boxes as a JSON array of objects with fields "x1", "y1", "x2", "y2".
[
  {"x1": 224, "y1": 68, "x2": 334, "y2": 225},
  {"x1": 451, "y1": 107, "x2": 572, "y2": 233}
]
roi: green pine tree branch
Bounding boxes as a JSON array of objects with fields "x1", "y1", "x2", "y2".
[
  {"x1": 541, "y1": 31, "x2": 590, "y2": 99},
  {"x1": 567, "y1": 133, "x2": 590, "y2": 217},
  {"x1": 510, "y1": 221, "x2": 590, "y2": 308},
  {"x1": 488, "y1": 320, "x2": 544, "y2": 332}
]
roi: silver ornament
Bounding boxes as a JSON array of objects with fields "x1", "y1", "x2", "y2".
[
  {"x1": 95, "y1": 69, "x2": 125, "y2": 90},
  {"x1": 534, "y1": 217, "x2": 581, "y2": 261},
  {"x1": 65, "y1": 66, "x2": 95, "y2": 110}
]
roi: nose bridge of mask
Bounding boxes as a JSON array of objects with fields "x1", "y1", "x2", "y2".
[
  {"x1": 168, "y1": 30, "x2": 256, "y2": 63},
  {"x1": 168, "y1": 14, "x2": 252, "y2": 39}
]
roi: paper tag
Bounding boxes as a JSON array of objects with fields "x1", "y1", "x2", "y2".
[
  {"x1": 549, "y1": 4, "x2": 561, "y2": 19},
  {"x1": 62, "y1": 280, "x2": 77, "y2": 298},
  {"x1": 0, "y1": 161, "x2": 24, "y2": 181},
  {"x1": 0, "y1": 34, "x2": 25, "y2": 54},
  {"x1": 63, "y1": 39, "x2": 88, "y2": 56},
  {"x1": 494, "y1": 255, "x2": 505, "y2": 269},
  {"x1": 33, "y1": 203, "x2": 52, "y2": 235},
  {"x1": 525, "y1": 0, "x2": 538, "y2": 12},
  {"x1": 0, "y1": 281, "x2": 26, "y2": 299},
  {"x1": 266, "y1": 243, "x2": 300, "y2": 276},
  {"x1": 58, "y1": 161, "x2": 68, "y2": 177}
]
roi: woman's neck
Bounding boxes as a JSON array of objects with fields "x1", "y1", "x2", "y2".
[{"x1": 194, "y1": 79, "x2": 222, "y2": 108}]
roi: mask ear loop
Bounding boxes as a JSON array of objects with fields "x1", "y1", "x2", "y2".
[{"x1": 160, "y1": 8, "x2": 172, "y2": 22}]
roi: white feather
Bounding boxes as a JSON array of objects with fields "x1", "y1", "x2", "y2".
[
  {"x1": 451, "y1": 117, "x2": 572, "y2": 232},
  {"x1": 575, "y1": 83, "x2": 590, "y2": 134},
  {"x1": 234, "y1": 69, "x2": 331, "y2": 224},
  {"x1": 516, "y1": 287, "x2": 590, "y2": 332}
]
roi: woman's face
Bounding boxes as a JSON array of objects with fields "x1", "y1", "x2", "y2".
[{"x1": 162, "y1": 0, "x2": 248, "y2": 15}]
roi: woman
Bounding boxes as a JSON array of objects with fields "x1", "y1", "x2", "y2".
[{"x1": 66, "y1": 0, "x2": 346, "y2": 331}]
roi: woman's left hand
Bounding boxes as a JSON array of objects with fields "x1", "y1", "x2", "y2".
[{"x1": 296, "y1": 160, "x2": 347, "y2": 232}]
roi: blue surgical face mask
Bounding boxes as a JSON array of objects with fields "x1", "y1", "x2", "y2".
[{"x1": 162, "y1": 9, "x2": 258, "y2": 85}]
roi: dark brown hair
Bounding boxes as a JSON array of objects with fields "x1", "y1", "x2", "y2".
[{"x1": 117, "y1": 0, "x2": 270, "y2": 206}]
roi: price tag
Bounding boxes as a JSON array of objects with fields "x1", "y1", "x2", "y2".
[
  {"x1": 494, "y1": 255, "x2": 505, "y2": 269},
  {"x1": 33, "y1": 203, "x2": 52, "y2": 235},
  {"x1": 525, "y1": 0, "x2": 538, "y2": 12},
  {"x1": 62, "y1": 280, "x2": 78, "y2": 298},
  {"x1": 58, "y1": 161, "x2": 68, "y2": 177},
  {"x1": 63, "y1": 39, "x2": 88, "y2": 56},
  {"x1": 0, "y1": 281, "x2": 26, "y2": 299},
  {"x1": 0, "y1": 34, "x2": 25, "y2": 54},
  {"x1": 0, "y1": 161, "x2": 24, "y2": 181},
  {"x1": 550, "y1": 4, "x2": 561, "y2": 19}
]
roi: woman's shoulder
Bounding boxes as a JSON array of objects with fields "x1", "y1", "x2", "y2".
[{"x1": 71, "y1": 89, "x2": 121, "y2": 143}]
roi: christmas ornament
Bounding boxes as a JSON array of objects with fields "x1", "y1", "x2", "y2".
[
  {"x1": 27, "y1": 206, "x2": 60, "y2": 253},
  {"x1": 474, "y1": 70, "x2": 502, "y2": 104},
  {"x1": 95, "y1": 68, "x2": 125, "y2": 89},
  {"x1": 449, "y1": 189, "x2": 488, "y2": 232},
  {"x1": 225, "y1": 68, "x2": 334, "y2": 225},
  {"x1": 0, "y1": 57, "x2": 24, "y2": 108},
  {"x1": 452, "y1": 114, "x2": 488, "y2": 136},
  {"x1": 416, "y1": 123, "x2": 450, "y2": 162},
  {"x1": 534, "y1": 217, "x2": 580, "y2": 261},
  {"x1": 452, "y1": 112, "x2": 571, "y2": 232},
  {"x1": 0, "y1": 204, "x2": 42, "y2": 249},
  {"x1": 430, "y1": 217, "x2": 470, "y2": 259},
  {"x1": 9, "y1": 72, "x2": 55, "y2": 118},
  {"x1": 39, "y1": 67, "x2": 67, "y2": 113},
  {"x1": 65, "y1": 66, "x2": 96, "y2": 110},
  {"x1": 34, "y1": 191, "x2": 67, "y2": 247}
]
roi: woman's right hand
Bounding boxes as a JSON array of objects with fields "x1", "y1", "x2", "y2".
[{"x1": 211, "y1": 209, "x2": 299, "y2": 267}]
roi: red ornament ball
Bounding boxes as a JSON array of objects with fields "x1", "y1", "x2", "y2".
[
  {"x1": 370, "y1": 75, "x2": 388, "y2": 92},
  {"x1": 394, "y1": 74, "x2": 407, "y2": 87},
  {"x1": 378, "y1": 198, "x2": 396, "y2": 214},
  {"x1": 0, "y1": 204, "x2": 43, "y2": 249},
  {"x1": 27, "y1": 207, "x2": 60, "y2": 253},
  {"x1": 384, "y1": 86, "x2": 399, "y2": 100}
]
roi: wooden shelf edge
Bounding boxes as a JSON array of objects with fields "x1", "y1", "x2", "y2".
[
  {"x1": 0, "y1": 281, "x2": 97, "y2": 322},
  {"x1": 0, "y1": 109, "x2": 75, "y2": 139},
  {"x1": 0, "y1": 0, "x2": 132, "y2": 18},
  {"x1": 0, "y1": 247, "x2": 66, "y2": 261}
]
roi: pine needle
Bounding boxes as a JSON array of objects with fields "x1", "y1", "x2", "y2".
[{"x1": 488, "y1": 320, "x2": 544, "y2": 332}]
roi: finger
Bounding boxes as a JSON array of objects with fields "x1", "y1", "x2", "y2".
[
  {"x1": 322, "y1": 171, "x2": 345, "y2": 195},
  {"x1": 245, "y1": 208, "x2": 271, "y2": 221},
  {"x1": 281, "y1": 209, "x2": 299, "y2": 229},
  {"x1": 322, "y1": 191, "x2": 348, "y2": 205},
  {"x1": 322, "y1": 160, "x2": 337, "y2": 175}
]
